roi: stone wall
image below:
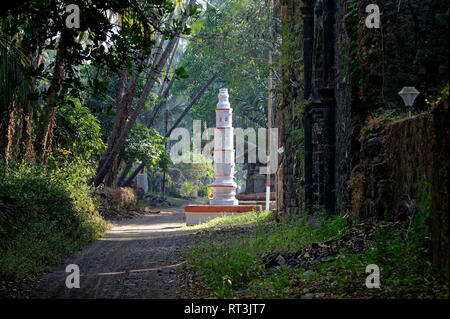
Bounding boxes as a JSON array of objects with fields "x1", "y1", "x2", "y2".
[
  {"x1": 276, "y1": 0, "x2": 304, "y2": 216},
  {"x1": 356, "y1": 0, "x2": 448, "y2": 105},
  {"x1": 334, "y1": 0, "x2": 449, "y2": 212},
  {"x1": 350, "y1": 104, "x2": 449, "y2": 270},
  {"x1": 338, "y1": 0, "x2": 449, "y2": 270},
  {"x1": 334, "y1": 0, "x2": 362, "y2": 213},
  {"x1": 279, "y1": 115, "x2": 303, "y2": 215},
  {"x1": 245, "y1": 163, "x2": 275, "y2": 194},
  {"x1": 278, "y1": 0, "x2": 448, "y2": 213},
  {"x1": 277, "y1": 0, "x2": 449, "y2": 269}
]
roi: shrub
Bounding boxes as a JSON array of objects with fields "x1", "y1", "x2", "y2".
[
  {"x1": 181, "y1": 181, "x2": 196, "y2": 197},
  {"x1": 53, "y1": 97, "x2": 106, "y2": 161},
  {"x1": 0, "y1": 160, "x2": 107, "y2": 285}
]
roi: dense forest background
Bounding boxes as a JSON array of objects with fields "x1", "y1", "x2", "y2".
[{"x1": 0, "y1": 0, "x2": 279, "y2": 199}]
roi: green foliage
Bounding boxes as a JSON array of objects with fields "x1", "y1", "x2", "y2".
[
  {"x1": 197, "y1": 184, "x2": 212, "y2": 198},
  {"x1": 173, "y1": 151, "x2": 214, "y2": 197},
  {"x1": 1, "y1": 0, "x2": 187, "y2": 101},
  {"x1": 341, "y1": 0, "x2": 359, "y2": 82},
  {"x1": 53, "y1": 97, "x2": 106, "y2": 161},
  {"x1": 0, "y1": 35, "x2": 36, "y2": 109},
  {"x1": 297, "y1": 181, "x2": 446, "y2": 298},
  {"x1": 171, "y1": 0, "x2": 277, "y2": 131},
  {"x1": 184, "y1": 190, "x2": 448, "y2": 299},
  {"x1": 373, "y1": 107, "x2": 400, "y2": 122},
  {"x1": 174, "y1": 66, "x2": 189, "y2": 79},
  {"x1": 435, "y1": 10, "x2": 449, "y2": 31},
  {"x1": 120, "y1": 123, "x2": 169, "y2": 169},
  {"x1": 310, "y1": 217, "x2": 447, "y2": 298},
  {"x1": 441, "y1": 82, "x2": 449, "y2": 102},
  {"x1": 181, "y1": 180, "x2": 196, "y2": 196},
  {"x1": 0, "y1": 160, "x2": 107, "y2": 284}
]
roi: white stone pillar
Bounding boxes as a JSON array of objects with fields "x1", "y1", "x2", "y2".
[{"x1": 210, "y1": 88, "x2": 239, "y2": 206}]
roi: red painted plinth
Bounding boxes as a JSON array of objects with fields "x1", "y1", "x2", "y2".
[{"x1": 184, "y1": 205, "x2": 262, "y2": 213}]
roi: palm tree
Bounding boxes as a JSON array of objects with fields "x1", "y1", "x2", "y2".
[{"x1": 0, "y1": 35, "x2": 36, "y2": 167}]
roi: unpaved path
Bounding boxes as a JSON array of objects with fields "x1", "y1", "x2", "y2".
[{"x1": 32, "y1": 205, "x2": 196, "y2": 299}]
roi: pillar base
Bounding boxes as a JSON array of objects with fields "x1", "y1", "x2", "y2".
[{"x1": 210, "y1": 198, "x2": 239, "y2": 206}]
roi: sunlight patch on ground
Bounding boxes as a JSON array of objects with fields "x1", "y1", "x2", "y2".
[
  {"x1": 94, "y1": 262, "x2": 185, "y2": 277},
  {"x1": 182, "y1": 210, "x2": 273, "y2": 230}
]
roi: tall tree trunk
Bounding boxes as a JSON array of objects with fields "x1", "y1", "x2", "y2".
[
  {"x1": 104, "y1": 156, "x2": 121, "y2": 187},
  {"x1": 17, "y1": 21, "x2": 45, "y2": 163},
  {"x1": 97, "y1": 68, "x2": 128, "y2": 169},
  {"x1": 35, "y1": 49, "x2": 65, "y2": 163},
  {"x1": 0, "y1": 103, "x2": 16, "y2": 168},
  {"x1": 97, "y1": 12, "x2": 166, "y2": 185},
  {"x1": 97, "y1": 67, "x2": 131, "y2": 187},
  {"x1": 161, "y1": 108, "x2": 169, "y2": 198},
  {"x1": 122, "y1": 70, "x2": 220, "y2": 187},
  {"x1": 18, "y1": 106, "x2": 33, "y2": 162},
  {"x1": 146, "y1": 47, "x2": 187, "y2": 128},
  {"x1": 165, "y1": 70, "x2": 221, "y2": 137},
  {"x1": 92, "y1": 0, "x2": 196, "y2": 187},
  {"x1": 117, "y1": 160, "x2": 133, "y2": 187},
  {"x1": 117, "y1": 53, "x2": 180, "y2": 187},
  {"x1": 93, "y1": 41, "x2": 181, "y2": 186}
]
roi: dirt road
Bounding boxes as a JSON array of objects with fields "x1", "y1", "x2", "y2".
[{"x1": 32, "y1": 206, "x2": 196, "y2": 299}]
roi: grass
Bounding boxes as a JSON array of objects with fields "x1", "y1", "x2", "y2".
[
  {"x1": 295, "y1": 223, "x2": 449, "y2": 299},
  {"x1": 182, "y1": 209, "x2": 449, "y2": 299},
  {"x1": 183, "y1": 211, "x2": 349, "y2": 298},
  {"x1": 0, "y1": 218, "x2": 107, "y2": 285},
  {"x1": 183, "y1": 210, "x2": 272, "y2": 230},
  {"x1": 0, "y1": 161, "x2": 108, "y2": 297}
]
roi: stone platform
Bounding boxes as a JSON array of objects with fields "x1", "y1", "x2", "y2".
[{"x1": 184, "y1": 205, "x2": 263, "y2": 226}]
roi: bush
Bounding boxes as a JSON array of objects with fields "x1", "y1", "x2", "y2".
[
  {"x1": 173, "y1": 151, "x2": 214, "y2": 197},
  {"x1": 181, "y1": 181, "x2": 197, "y2": 197},
  {"x1": 53, "y1": 97, "x2": 106, "y2": 161},
  {"x1": 0, "y1": 160, "x2": 107, "y2": 286},
  {"x1": 120, "y1": 123, "x2": 168, "y2": 167}
]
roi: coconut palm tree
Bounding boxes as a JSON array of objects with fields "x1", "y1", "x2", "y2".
[{"x1": 0, "y1": 35, "x2": 36, "y2": 167}]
